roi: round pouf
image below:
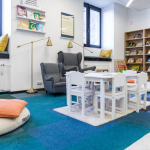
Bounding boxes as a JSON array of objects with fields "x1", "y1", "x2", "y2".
[{"x1": 0, "y1": 107, "x2": 30, "y2": 136}]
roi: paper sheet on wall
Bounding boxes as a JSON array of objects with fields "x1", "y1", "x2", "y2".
[{"x1": 61, "y1": 15, "x2": 74, "y2": 36}]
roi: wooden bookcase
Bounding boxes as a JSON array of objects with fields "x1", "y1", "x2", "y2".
[{"x1": 125, "y1": 28, "x2": 150, "y2": 81}]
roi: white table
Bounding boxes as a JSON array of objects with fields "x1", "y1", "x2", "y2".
[{"x1": 66, "y1": 72, "x2": 138, "y2": 119}]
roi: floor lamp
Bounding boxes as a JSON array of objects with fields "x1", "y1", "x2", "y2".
[
  {"x1": 17, "y1": 37, "x2": 52, "y2": 94},
  {"x1": 68, "y1": 40, "x2": 93, "y2": 68}
]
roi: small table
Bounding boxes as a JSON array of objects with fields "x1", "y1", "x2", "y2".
[{"x1": 66, "y1": 72, "x2": 138, "y2": 119}]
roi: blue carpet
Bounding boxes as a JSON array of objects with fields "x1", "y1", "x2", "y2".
[{"x1": 0, "y1": 92, "x2": 150, "y2": 150}]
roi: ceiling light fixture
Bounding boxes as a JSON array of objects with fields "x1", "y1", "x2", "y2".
[{"x1": 126, "y1": 0, "x2": 134, "y2": 7}]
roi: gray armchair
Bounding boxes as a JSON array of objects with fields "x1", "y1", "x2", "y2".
[
  {"x1": 40, "y1": 63, "x2": 66, "y2": 96},
  {"x1": 58, "y1": 51, "x2": 96, "y2": 76}
]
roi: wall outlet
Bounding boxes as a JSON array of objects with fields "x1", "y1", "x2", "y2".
[{"x1": 37, "y1": 81, "x2": 42, "y2": 85}]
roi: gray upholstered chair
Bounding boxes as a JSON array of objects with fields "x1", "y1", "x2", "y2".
[
  {"x1": 58, "y1": 51, "x2": 96, "y2": 77},
  {"x1": 40, "y1": 63, "x2": 66, "y2": 96}
]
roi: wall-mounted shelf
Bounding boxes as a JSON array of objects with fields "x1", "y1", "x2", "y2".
[
  {"x1": 17, "y1": 4, "x2": 46, "y2": 34},
  {"x1": 17, "y1": 4, "x2": 46, "y2": 13},
  {"x1": 17, "y1": 27, "x2": 45, "y2": 34},
  {"x1": 17, "y1": 16, "x2": 46, "y2": 23}
]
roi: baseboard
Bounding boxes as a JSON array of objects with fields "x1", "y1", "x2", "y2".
[{"x1": 0, "y1": 88, "x2": 44, "y2": 95}]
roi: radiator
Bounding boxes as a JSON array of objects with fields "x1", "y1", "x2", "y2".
[{"x1": 0, "y1": 64, "x2": 11, "y2": 92}]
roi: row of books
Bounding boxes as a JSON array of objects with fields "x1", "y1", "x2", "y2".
[
  {"x1": 128, "y1": 42, "x2": 143, "y2": 47},
  {"x1": 126, "y1": 49, "x2": 143, "y2": 55},
  {"x1": 128, "y1": 57, "x2": 150, "y2": 63},
  {"x1": 18, "y1": 20, "x2": 43, "y2": 31},
  {"x1": 17, "y1": 6, "x2": 46, "y2": 21},
  {"x1": 128, "y1": 58, "x2": 143, "y2": 63}
]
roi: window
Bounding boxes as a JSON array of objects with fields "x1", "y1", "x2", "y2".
[{"x1": 84, "y1": 3, "x2": 101, "y2": 48}]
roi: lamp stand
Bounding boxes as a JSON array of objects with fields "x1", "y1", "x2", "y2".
[
  {"x1": 17, "y1": 37, "x2": 52, "y2": 94},
  {"x1": 26, "y1": 42, "x2": 37, "y2": 94}
]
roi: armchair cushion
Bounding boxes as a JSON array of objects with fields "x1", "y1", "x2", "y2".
[
  {"x1": 60, "y1": 77, "x2": 66, "y2": 82},
  {"x1": 63, "y1": 53, "x2": 79, "y2": 71},
  {"x1": 44, "y1": 63, "x2": 61, "y2": 83},
  {"x1": 53, "y1": 82, "x2": 66, "y2": 87}
]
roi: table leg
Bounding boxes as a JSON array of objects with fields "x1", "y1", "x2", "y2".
[{"x1": 100, "y1": 79, "x2": 105, "y2": 119}]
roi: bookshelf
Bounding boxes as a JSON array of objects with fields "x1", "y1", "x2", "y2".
[
  {"x1": 16, "y1": 4, "x2": 46, "y2": 33},
  {"x1": 125, "y1": 28, "x2": 150, "y2": 81}
]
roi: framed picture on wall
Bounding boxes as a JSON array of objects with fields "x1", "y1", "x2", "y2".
[{"x1": 61, "y1": 12, "x2": 74, "y2": 39}]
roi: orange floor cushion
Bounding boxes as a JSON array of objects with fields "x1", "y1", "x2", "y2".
[
  {"x1": 127, "y1": 79, "x2": 138, "y2": 83},
  {"x1": 0, "y1": 100, "x2": 28, "y2": 118}
]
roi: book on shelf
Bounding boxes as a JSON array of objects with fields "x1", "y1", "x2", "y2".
[
  {"x1": 130, "y1": 50, "x2": 137, "y2": 55},
  {"x1": 18, "y1": 20, "x2": 29, "y2": 29},
  {"x1": 128, "y1": 43, "x2": 136, "y2": 47},
  {"x1": 36, "y1": 23, "x2": 43, "y2": 31},
  {"x1": 131, "y1": 66, "x2": 139, "y2": 71},
  {"x1": 146, "y1": 41, "x2": 149, "y2": 46},
  {"x1": 133, "y1": 34, "x2": 142, "y2": 39},
  {"x1": 147, "y1": 50, "x2": 150, "y2": 54},
  {"x1": 128, "y1": 58, "x2": 134, "y2": 63},
  {"x1": 136, "y1": 34, "x2": 142, "y2": 38},
  {"x1": 29, "y1": 21, "x2": 36, "y2": 30},
  {"x1": 34, "y1": 13, "x2": 40, "y2": 20},
  {"x1": 39, "y1": 14, "x2": 46, "y2": 21},
  {"x1": 136, "y1": 57, "x2": 143, "y2": 63},
  {"x1": 138, "y1": 49, "x2": 143, "y2": 55},
  {"x1": 136, "y1": 42, "x2": 143, "y2": 47},
  {"x1": 17, "y1": 6, "x2": 27, "y2": 17},
  {"x1": 27, "y1": 11, "x2": 34, "y2": 19},
  {"x1": 147, "y1": 66, "x2": 150, "y2": 71},
  {"x1": 147, "y1": 57, "x2": 150, "y2": 62},
  {"x1": 126, "y1": 51, "x2": 130, "y2": 55}
]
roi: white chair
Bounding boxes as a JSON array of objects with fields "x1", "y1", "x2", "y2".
[
  {"x1": 95, "y1": 73, "x2": 126, "y2": 119},
  {"x1": 127, "y1": 72, "x2": 147, "y2": 112},
  {"x1": 68, "y1": 72, "x2": 95, "y2": 115},
  {"x1": 123, "y1": 70, "x2": 137, "y2": 74}
]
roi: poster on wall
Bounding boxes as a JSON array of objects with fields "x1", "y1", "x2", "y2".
[
  {"x1": 61, "y1": 12, "x2": 74, "y2": 39},
  {"x1": 22, "y1": 0, "x2": 41, "y2": 10}
]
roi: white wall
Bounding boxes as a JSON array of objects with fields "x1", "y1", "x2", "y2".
[
  {"x1": 127, "y1": 8, "x2": 150, "y2": 31},
  {"x1": 114, "y1": 4, "x2": 128, "y2": 60},
  {"x1": 9, "y1": 0, "x2": 83, "y2": 92},
  {"x1": 101, "y1": 3, "x2": 114, "y2": 71}
]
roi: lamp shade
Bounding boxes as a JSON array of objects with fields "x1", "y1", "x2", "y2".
[
  {"x1": 68, "y1": 40, "x2": 73, "y2": 48},
  {"x1": 47, "y1": 37, "x2": 52, "y2": 46}
]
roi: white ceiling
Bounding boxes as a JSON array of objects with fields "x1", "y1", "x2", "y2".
[{"x1": 84, "y1": 0, "x2": 150, "y2": 11}]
